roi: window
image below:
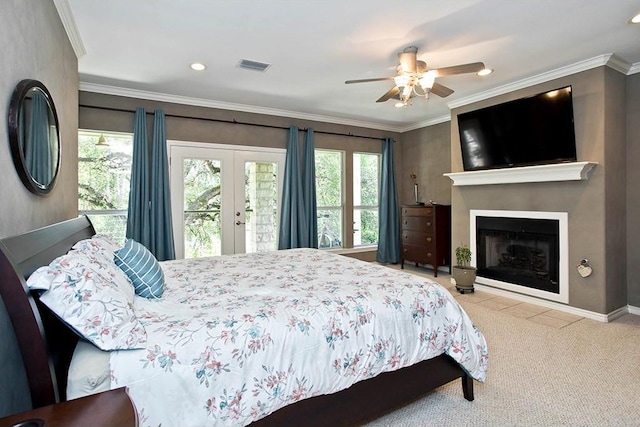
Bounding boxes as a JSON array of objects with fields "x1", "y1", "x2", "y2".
[
  {"x1": 78, "y1": 131, "x2": 133, "y2": 242},
  {"x1": 353, "y1": 152, "x2": 380, "y2": 246},
  {"x1": 315, "y1": 149, "x2": 343, "y2": 248}
]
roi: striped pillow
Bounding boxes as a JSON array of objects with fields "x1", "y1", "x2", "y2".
[{"x1": 114, "y1": 239, "x2": 165, "y2": 299}]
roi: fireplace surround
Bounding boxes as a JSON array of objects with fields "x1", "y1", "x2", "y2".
[{"x1": 470, "y1": 210, "x2": 569, "y2": 303}]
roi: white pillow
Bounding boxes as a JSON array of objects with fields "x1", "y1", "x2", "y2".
[
  {"x1": 36, "y1": 251, "x2": 147, "y2": 350},
  {"x1": 66, "y1": 340, "x2": 112, "y2": 399}
]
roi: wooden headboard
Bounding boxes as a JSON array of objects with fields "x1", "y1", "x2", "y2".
[{"x1": 0, "y1": 216, "x2": 95, "y2": 408}]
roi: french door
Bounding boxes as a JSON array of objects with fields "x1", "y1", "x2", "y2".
[{"x1": 169, "y1": 142, "x2": 285, "y2": 259}]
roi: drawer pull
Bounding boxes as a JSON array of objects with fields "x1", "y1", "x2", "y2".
[
  {"x1": 427, "y1": 237, "x2": 432, "y2": 242},
  {"x1": 426, "y1": 222, "x2": 432, "y2": 227},
  {"x1": 403, "y1": 220, "x2": 407, "y2": 224},
  {"x1": 427, "y1": 252, "x2": 432, "y2": 258}
]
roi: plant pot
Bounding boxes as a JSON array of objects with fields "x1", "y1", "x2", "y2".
[{"x1": 452, "y1": 266, "x2": 477, "y2": 294}]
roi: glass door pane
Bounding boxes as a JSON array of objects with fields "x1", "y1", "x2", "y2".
[
  {"x1": 170, "y1": 145, "x2": 234, "y2": 259},
  {"x1": 183, "y1": 158, "x2": 222, "y2": 258}
]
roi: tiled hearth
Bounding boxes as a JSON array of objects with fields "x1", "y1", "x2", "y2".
[{"x1": 385, "y1": 263, "x2": 584, "y2": 329}]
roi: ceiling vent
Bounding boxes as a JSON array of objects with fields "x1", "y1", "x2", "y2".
[{"x1": 237, "y1": 59, "x2": 271, "y2": 72}]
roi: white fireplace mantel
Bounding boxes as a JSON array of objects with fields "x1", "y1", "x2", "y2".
[{"x1": 444, "y1": 161, "x2": 598, "y2": 186}]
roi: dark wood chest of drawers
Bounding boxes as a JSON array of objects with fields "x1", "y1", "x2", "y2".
[{"x1": 401, "y1": 204, "x2": 451, "y2": 277}]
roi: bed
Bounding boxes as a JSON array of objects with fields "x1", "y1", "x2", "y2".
[{"x1": 0, "y1": 216, "x2": 488, "y2": 427}]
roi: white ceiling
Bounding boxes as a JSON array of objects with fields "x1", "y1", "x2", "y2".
[{"x1": 60, "y1": 0, "x2": 640, "y2": 132}]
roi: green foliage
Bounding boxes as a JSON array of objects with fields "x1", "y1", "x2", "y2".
[
  {"x1": 315, "y1": 150, "x2": 342, "y2": 207},
  {"x1": 359, "y1": 209, "x2": 379, "y2": 245},
  {"x1": 455, "y1": 245, "x2": 472, "y2": 267},
  {"x1": 78, "y1": 134, "x2": 132, "y2": 211},
  {"x1": 357, "y1": 153, "x2": 379, "y2": 206}
]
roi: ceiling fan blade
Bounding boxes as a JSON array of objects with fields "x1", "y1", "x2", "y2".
[
  {"x1": 431, "y1": 82, "x2": 455, "y2": 98},
  {"x1": 432, "y1": 62, "x2": 485, "y2": 76},
  {"x1": 398, "y1": 51, "x2": 417, "y2": 74},
  {"x1": 345, "y1": 77, "x2": 394, "y2": 84},
  {"x1": 376, "y1": 86, "x2": 400, "y2": 103}
]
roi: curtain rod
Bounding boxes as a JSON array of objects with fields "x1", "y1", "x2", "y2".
[{"x1": 79, "y1": 104, "x2": 386, "y2": 141}]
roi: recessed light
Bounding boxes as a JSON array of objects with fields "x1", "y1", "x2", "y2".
[
  {"x1": 629, "y1": 12, "x2": 640, "y2": 24},
  {"x1": 477, "y1": 68, "x2": 493, "y2": 76},
  {"x1": 190, "y1": 62, "x2": 207, "y2": 71}
]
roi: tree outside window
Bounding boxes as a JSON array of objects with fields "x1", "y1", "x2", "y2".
[
  {"x1": 78, "y1": 131, "x2": 133, "y2": 242},
  {"x1": 353, "y1": 152, "x2": 380, "y2": 246},
  {"x1": 315, "y1": 149, "x2": 343, "y2": 248}
]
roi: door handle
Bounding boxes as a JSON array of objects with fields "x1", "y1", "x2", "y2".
[{"x1": 235, "y1": 220, "x2": 245, "y2": 226}]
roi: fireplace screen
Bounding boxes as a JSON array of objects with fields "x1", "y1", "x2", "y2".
[{"x1": 476, "y1": 216, "x2": 560, "y2": 294}]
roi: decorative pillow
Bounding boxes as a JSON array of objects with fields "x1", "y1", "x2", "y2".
[
  {"x1": 114, "y1": 239, "x2": 165, "y2": 299},
  {"x1": 36, "y1": 251, "x2": 147, "y2": 350}
]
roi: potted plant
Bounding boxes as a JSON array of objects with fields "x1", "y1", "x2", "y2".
[{"x1": 452, "y1": 245, "x2": 476, "y2": 294}]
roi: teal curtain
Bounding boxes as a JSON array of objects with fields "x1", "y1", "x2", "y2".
[
  {"x1": 126, "y1": 108, "x2": 151, "y2": 247},
  {"x1": 302, "y1": 128, "x2": 318, "y2": 248},
  {"x1": 376, "y1": 138, "x2": 400, "y2": 263},
  {"x1": 26, "y1": 91, "x2": 53, "y2": 186},
  {"x1": 278, "y1": 126, "x2": 308, "y2": 249},
  {"x1": 149, "y1": 110, "x2": 175, "y2": 261}
]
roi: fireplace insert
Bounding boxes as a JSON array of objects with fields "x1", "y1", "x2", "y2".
[{"x1": 476, "y1": 216, "x2": 560, "y2": 294}]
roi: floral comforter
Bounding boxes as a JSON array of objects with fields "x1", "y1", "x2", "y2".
[{"x1": 110, "y1": 249, "x2": 488, "y2": 427}]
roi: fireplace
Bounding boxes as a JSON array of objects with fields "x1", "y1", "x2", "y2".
[{"x1": 470, "y1": 210, "x2": 568, "y2": 303}]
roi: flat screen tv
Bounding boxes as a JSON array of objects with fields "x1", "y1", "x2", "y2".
[{"x1": 457, "y1": 86, "x2": 577, "y2": 171}]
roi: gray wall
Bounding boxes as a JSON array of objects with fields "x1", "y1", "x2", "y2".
[
  {"x1": 0, "y1": 1, "x2": 79, "y2": 238},
  {"x1": 0, "y1": 0, "x2": 78, "y2": 417},
  {"x1": 448, "y1": 67, "x2": 627, "y2": 314},
  {"x1": 399, "y1": 121, "x2": 451, "y2": 207},
  {"x1": 627, "y1": 72, "x2": 640, "y2": 307}
]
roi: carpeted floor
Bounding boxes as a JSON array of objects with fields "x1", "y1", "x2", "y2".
[{"x1": 360, "y1": 266, "x2": 640, "y2": 427}]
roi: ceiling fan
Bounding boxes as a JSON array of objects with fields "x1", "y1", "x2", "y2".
[{"x1": 345, "y1": 46, "x2": 487, "y2": 107}]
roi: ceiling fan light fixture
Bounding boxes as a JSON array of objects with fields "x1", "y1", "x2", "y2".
[
  {"x1": 394, "y1": 75, "x2": 410, "y2": 87},
  {"x1": 477, "y1": 68, "x2": 493, "y2": 76},
  {"x1": 395, "y1": 101, "x2": 406, "y2": 108},
  {"x1": 419, "y1": 71, "x2": 436, "y2": 89},
  {"x1": 629, "y1": 12, "x2": 640, "y2": 24}
]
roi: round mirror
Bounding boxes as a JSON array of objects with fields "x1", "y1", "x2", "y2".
[{"x1": 8, "y1": 79, "x2": 61, "y2": 195}]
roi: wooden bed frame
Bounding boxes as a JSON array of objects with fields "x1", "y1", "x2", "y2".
[{"x1": 0, "y1": 216, "x2": 474, "y2": 426}]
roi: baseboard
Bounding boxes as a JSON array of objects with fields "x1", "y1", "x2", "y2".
[
  {"x1": 628, "y1": 305, "x2": 640, "y2": 316},
  {"x1": 473, "y1": 284, "x2": 638, "y2": 322}
]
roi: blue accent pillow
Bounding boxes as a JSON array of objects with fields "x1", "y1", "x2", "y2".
[{"x1": 114, "y1": 239, "x2": 165, "y2": 299}]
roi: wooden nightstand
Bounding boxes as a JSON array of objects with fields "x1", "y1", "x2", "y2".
[
  {"x1": 401, "y1": 204, "x2": 451, "y2": 277},
  {"x1": 0, "y1": 388, "x2": 137, "y2": 427}
]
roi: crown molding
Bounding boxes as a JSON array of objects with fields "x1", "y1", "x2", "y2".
[
  {"x1": 53, "y1": 0, "x2": 86, "y2": 58},
  {"x1": 79, "y1": 82, "x2": 405, "y2": 133},
  {"x1": 80, "y1": 54, "x2": 640, "y2": 134},
  {"x1": 448, "y1": 54, "x2": 631, "y2": 111},
  {"x1": 400, "y1": 114, "x2": 451, "y2": 132}
]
